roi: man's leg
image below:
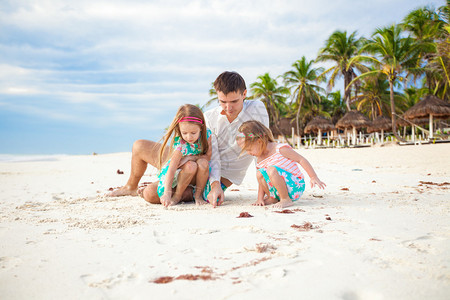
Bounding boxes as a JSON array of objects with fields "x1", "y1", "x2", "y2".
[
  {"x1": 142, "y1": 182, "x2": 160, "y2": 204},
  {"x1": 108, "y1": 139, "x2": 168, "y2": 197}
]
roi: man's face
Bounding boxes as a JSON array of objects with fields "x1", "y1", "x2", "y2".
[{"x1": 217, "y1": 90, "x2": 246, "y2": 122}]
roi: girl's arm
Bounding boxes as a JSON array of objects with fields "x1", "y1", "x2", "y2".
[
  {"x1": 203, "y1": 136, "x2": 212, "y2": 161},
  {"x1": 253, "y1": 182, "x2": 266, "y2": 206},
  {"x1": 279, "y1": 146, "x2": 326, "y2": 189},
  {"x1": 161, "y1": 150, "x2": 183, "y2": 204}
]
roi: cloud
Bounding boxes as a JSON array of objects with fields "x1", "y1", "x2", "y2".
[{"x1": 0, "y1": 0, "x2": 444, "y2": 154}]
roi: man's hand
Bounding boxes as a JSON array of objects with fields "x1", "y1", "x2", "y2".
[{"x1": 207, "y1": 181, "x2": 224, "y2": 208}]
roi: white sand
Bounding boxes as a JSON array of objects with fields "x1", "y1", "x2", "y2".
[{"x1": 0, "y1": 144, "x2": 449, "y2": 299}]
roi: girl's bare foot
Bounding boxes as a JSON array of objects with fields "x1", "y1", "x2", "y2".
[
  {"x1": 272, "y1": 198, "x2": 293, "y2": 209},
  {"x1": 263, "y1": 196, "x2": 278, "y2": 205},
  {"x1": 107, "y1": 186, "x2": 137, "y2": 197},
  {"x1": 167, "y1": 195, "x2": 182, "y2": 206},
  {"x1": 137, "y1": 187, "x2": 145, "y2": 198},
  {"x1": 194, "y1": 195, "x2": 206, "y2": 206}
]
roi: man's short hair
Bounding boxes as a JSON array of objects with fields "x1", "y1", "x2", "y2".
[{"x1": 214, "y1": 71, "x2": 246, "y2": 95}]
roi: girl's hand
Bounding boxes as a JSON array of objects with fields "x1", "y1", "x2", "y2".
[
  {"x1": 178, "y1": 155, "x2": 199, "y2": 167},
  {"x1": 252, "y1": 198, "x2": 265, "y2": 206},
  {"x1": 310, "y1": 176, "x2": 326, "y2": 189},
  {"x1": 160, "y1": 194, "x2": 171, "y2": 207}
]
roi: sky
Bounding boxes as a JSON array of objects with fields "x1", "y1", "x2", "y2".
[{"x1": 0, "y1": 0, "x2": 445, "y2": 155}]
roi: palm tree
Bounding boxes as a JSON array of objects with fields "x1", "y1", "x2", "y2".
[
  {"x1": 321, "y1": 91, "x2": 346, "y2": 124},
  {"x1": 354, "y1": 73, "x2": 393, "y2": 120},
  {"x1": 349, "y1": 25, "x2": 420, "y2": 141},
  {"x1": 250, "y1": 73, "x2": 291, "y2": 143},
  {"x1": 316, "y1": 30, "x2": 368, "y2": 111},
  {"x1": 429, "y1": 3, "x2": 450, "y2": 100},
  {"x1": 283, "y1": 56, "x2": 325, "y2": 138},
  {"x1": 400, "y1": 86, "x2": 429, "y2": 111},
  {"x1": 401, "y1": 6, "x2": 445, "y2": 93},
  {"x1": 402, "y1": 6, "x2": 443, "y2": 42},
  {"x1": 200, "y1": 82, "x2": 218, "y2": 111}
]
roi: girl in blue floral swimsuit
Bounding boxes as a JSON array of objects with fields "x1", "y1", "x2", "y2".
[{"x1": 144, "y1": 104, "x2": 212, "y2": 207}]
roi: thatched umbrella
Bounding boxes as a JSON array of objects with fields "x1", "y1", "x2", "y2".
[
  {"x1": 336, "y1": 111, "x2": 370, "y2": 145},
  {"x1": 271, "y1": 118, "x2": 302, "y2": 144},
  {"x1": 367, "y1": 116, "x2": 391, "y2": 142},
  {"x1": 397, "y1": 117, "x2": 430, "y2": 142},
  {"x1": 304, "y1": 116, "x2": 335, "y2": 145},
  {"x1": 397, "y1": 117, "x2": 429, "y2": 127},
  {"x1": 403, "y1": 95, "x2": 450, "y2": 138}
]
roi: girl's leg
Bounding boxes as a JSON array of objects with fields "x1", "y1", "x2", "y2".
[
  {"x1": 193, "y1": 158, "x2": 209, "y2": 205},
  {"x1": 256, "y1": 170, "x2": 278, "y2": 206},
  {"x1": 266, "y1": 166, "x2": 293, "y2": 208},
  {"x1": 169, "y1": 161, "x2": 197, "y2": 206}
]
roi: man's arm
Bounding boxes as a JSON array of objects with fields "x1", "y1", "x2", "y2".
[
  {"x1": 253, "y1": 100, "x2": 270, "y2": 128},
  {"x1": 208, "y1": 133, "x2": 221, "y2": 185},
  {"x1": 204, "y1": 110, "x2": 222, "y2": 185}
]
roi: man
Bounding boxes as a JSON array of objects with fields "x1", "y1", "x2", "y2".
[{"x1": 108, "y1": 71, "x2": 269, "y2": 207}]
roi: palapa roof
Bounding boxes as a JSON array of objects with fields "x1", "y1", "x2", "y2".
[
  {"x1": 304, "y1": 116, "x2": 335, "y2": 133},
  {"x1": 403, "y1": 95, "x2": 450, "y2": 119},
  {"x1": 271, "y1": 118, "x2": 303, "y2": 136},
  {"x1": 397, "y1": 117, "x2": 429, "y2": 127},
  {"x1": 367, "y1": 116, "x2": 391, "y2": 133},
  {"x1": 335, "y1": 110, "x2": 370, "y2": 129}
]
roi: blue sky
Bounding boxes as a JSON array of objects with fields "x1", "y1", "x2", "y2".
[{"x1": 0, "y1": 0, "x2": 445, "y2": 155}]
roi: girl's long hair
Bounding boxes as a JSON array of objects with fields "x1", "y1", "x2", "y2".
[
  {"x1": 158, "y1": 104, "x2": 209, "y2": 169},
  {"x1": 237, "y1": 120, "x2": 275, "y2": 154}
]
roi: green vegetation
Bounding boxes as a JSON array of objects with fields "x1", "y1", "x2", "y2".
[{"x1": 208, "y1": 3, "x2": 450, "y2": 142}]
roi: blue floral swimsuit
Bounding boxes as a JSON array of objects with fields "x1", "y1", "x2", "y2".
[{"x1": 157, "y1": 129, "x2": 211, "y2": 198}]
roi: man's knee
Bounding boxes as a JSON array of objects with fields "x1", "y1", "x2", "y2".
[
  {"x1": 196, "y1": 158, "x2": 209, "y2": 171},
  {"x1": 132, "y1": 139, "x2": 149, "y2": 155},
  {"x1": 143, "y1": 183, "x2": 160, "y2": 204}
]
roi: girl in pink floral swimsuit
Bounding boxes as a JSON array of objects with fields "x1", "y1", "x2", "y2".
[{"x1": 236, "y1": 120, "x2": 326, "y2": 209}]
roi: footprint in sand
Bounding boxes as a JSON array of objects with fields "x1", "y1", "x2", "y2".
[
  {"x1": 52, "y1": 193, "x2": 65, "y2": 201},
  {"x1": 0, "y1": 256, "x2": 22, "y2": 271},
  {"x1": 401, "y1": 234, "x2": 441, "y2": 254},
  {"x1": 153, "y1": 230, "x2": 166, "y2": 245},
  {"x1": 188, "y1": 228, "x2": 220, "y2": 235},
  {"x1": 80, "y1": 272, "x2": 137, "y2": 289},
  {"x1": 252, "y1": 266, "x2": 287, "y2": 280}
]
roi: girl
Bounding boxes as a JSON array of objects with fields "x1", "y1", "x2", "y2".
[
  {"x1": 237, "y1": 120, "x2": 326, "y2": 209},
  {"x1": 142, "y1": 104, "x2": 212, "y2": 207}
]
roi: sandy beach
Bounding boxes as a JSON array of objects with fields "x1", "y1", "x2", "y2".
[{"x1": 0, "y1": 144, "x2": 449, "y2": 299}]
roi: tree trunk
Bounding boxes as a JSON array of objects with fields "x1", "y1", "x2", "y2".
[
  {"x1": 389, "y1": 79, "x2": 405, "y2": 142},
  {"x1": 266, "y1": 98, "x2": 292, "y2": 147},
  {"x1": 273, "y1": 121, "x2": 292, "y2": 147},
  {"x1": 295, "y1": 94, "x2": 304, "y2": 142},
  {"x1": 344, "y1": 72, "x2": 351, "y2": 111}
]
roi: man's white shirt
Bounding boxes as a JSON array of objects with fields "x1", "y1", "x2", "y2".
[{"x1": 204, "y1": 100, "x2": 269, "y2": 185}]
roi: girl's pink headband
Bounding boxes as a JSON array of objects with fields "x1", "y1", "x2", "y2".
[{"x1": 178, "y1": 117, "x2": 203, "y2": 124}]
